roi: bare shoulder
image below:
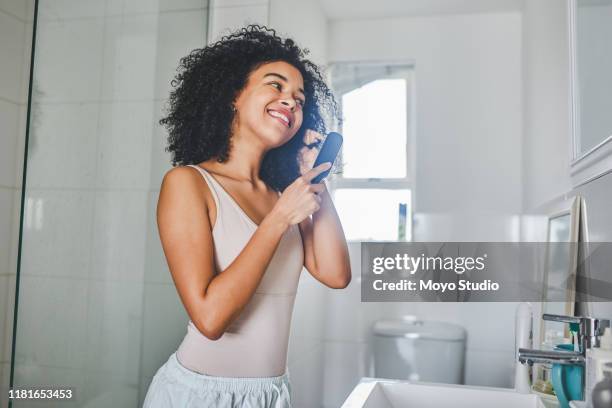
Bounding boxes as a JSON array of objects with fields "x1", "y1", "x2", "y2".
[
  {"x1": 159, "y1": 166, "x2": 211, "y2": 211},
  {"x1": 158, "y1": 165, "x2": 219, "y2": 236},
  {"x1": 161, "y1": 165, "x2": 204, "y2": 190}
]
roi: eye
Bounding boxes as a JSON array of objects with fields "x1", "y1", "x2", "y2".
[{"x1": 269, "y1": 81, "x2": 305, "y2": 107}]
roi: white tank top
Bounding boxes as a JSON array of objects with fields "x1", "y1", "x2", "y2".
[{"x1": 175, "y1": 164, "x2": 304, "y2": 377}]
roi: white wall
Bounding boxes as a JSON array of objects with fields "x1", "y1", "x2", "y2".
[
  {"x1": 269, "y1": 0, "x2": 328, "y2": 66},
  {"x1": 208, "y1": 0, "x2": 269, "y2": 43},
  {"x1": 0, "y1": 1, "x2": 34, "y2": 405},
  {"x1": 521, "y1": 0, "x2": 572, "y2": 212}
]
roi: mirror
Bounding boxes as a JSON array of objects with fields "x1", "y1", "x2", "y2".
[
  {"x1": 569, "y1": 0, "x2": 612, "y2": 160},
  {"x1": 540, "y1": 196, "x2": 581, "y2": 342}
]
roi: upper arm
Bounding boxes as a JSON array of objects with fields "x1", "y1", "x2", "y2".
[
  {"x1": 299, "y1": 217, "x2": 317, "y2": 276},
  {"x1": 157, "y1": 166, "x2": 216, "y2": 337},
  {"x1": 298, "y1": 216, "x2": 324, "y2": 284},
  {"x1": 299, "y1": 215, "x2": 351, "y2": 289}
]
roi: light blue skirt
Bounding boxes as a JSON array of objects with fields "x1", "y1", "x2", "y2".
[{"x1": 143, "y1": 352, "x2": 292, "y2": 408}]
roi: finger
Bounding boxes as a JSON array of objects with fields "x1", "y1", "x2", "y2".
[
  {"x1": 309, "y1": 183, "x2": 326, "y2": 194},
  {"x1": 302, "y1": 162, "x2": 332, "y2": 182}
]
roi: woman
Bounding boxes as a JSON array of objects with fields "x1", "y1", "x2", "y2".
[{"x1": 143, "y1": 25, "x2": 351, "y2": 407}]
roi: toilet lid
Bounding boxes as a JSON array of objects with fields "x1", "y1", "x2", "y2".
[{"x1": 372, "y1": 317, "x2": 466, "y2": 341}]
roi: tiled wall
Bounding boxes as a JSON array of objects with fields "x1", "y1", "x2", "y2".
[
  {"x1": 207, "y1": 0, "x2": 269, "y2": 43},
  {"x1": 5, "y1": 1, "x2": 210, "y2": 407},
  {"x1": 0, "y1": 1, "x2": 34, "y2": 406}
]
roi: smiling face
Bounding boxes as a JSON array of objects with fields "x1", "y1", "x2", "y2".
[{"x1": 232, "y1": 61, "x2": 305, "y2": 148}]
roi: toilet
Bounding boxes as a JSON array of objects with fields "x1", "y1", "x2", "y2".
[{"x1": 372, "y1": 316, "x2": 467, "y2": 384}]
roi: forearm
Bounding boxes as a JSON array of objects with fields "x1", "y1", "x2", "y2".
[
  {"x1": 311, "y1": 188, "x2": 351, "y2": 287},
  {"x1": 199, "y1": 213, "x2": 288, "y2": 337}
]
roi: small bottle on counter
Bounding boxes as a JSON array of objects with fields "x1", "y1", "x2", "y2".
[
  {"x1": 591, "y1": 362, "x2": 612, "y2": 408},
  {"x1": 514, "y1": 302, "x2": 532, "y2": 393},
  {"x1": 586, "y1": 328, "x2": 612, "y2": 408}
]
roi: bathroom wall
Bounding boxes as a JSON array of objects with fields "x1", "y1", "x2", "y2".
[
  {"x1": 521, "y1": 0, "x2": 572, "y2": 212},
  {"x1": 0, "y1": 0, "x2": 34, "y2": 405},
  {"x1": 208, "y1": 0, "x2": 270, "y2": 43},
  {"x1": 269, "y1": 0, "x2": 327, "y2": 66}
]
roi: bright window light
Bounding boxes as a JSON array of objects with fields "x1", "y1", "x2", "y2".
[
  {"x1": 341, "y1": 79, "x2": 407, "y2": 178},
  {"x1": 333, "y1": 189, "x2": 411, "y2": 241}
]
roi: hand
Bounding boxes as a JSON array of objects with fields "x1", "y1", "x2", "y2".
[
  {"x1": 270, "y1": 162, "x2": 332, "y2": 226},
  {"x1": 298, "y1": 130, "x2": 325, "y2": 176}
]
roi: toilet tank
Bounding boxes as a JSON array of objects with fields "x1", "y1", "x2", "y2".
[{"x1": 372, "y1": 317, "x2": 466, "y2": 384}]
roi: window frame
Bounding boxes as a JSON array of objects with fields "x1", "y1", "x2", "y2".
[{"x1": 326, "y1": 61, "x2": 416, "y2": 242}]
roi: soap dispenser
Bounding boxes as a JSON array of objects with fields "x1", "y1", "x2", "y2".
[
  {"x1": 514, "y1": 302, "x2": 532, "y2": 393},
  {"x1": 586, "y1": 327, "x2": 612, "y2": 408},
  {"x1": 591, "y1": 362, "x2": 612, "y2": 408}
]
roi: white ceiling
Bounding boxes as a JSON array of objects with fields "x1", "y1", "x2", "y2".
[{"x1": 317, "y1": 0, "x2": 524, "y2": 20}]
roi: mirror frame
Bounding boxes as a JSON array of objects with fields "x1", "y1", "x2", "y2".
[{"x1": 539, "y1": 195, "x2": 581, "y2": 344}]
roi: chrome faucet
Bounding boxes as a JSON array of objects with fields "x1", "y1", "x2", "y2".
[{"x1": 518, "y1": 314, "x2": 611, "y2": 366}]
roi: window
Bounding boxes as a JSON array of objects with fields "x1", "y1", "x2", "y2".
[
  {"x1": 341, "y1": 79, "x2": 407, "y2": 178},
  {"x1": 328, "y1": 63, "x2": 414, "y2": 242},
  {"x1": 334, "y1": 189, "x2": 411, "y2": 241}
]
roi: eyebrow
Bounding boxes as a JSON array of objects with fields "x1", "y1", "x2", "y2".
[{"x1": 263, "y1": 73, "x2": 304, "y2": 95}]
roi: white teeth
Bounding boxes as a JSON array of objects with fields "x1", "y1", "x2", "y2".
[{"x1": 268, "y1": 110, "x2": 290, "y2": 126}]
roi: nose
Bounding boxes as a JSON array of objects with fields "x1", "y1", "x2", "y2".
[{"x1": 280, "y1": 98, "x2": 296, "y2": 111}]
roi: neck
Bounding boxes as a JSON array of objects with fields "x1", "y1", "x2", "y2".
[{"x1": 208, "y1": 129, "x2": 269, "y2": 184}]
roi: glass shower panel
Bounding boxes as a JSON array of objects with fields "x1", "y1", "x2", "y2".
[{"x1": 12, "y1": 1, "x2": 209, "y2": 406}]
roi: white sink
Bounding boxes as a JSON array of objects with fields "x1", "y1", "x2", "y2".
[{"x1": 342, "y1": 378, "x2": 548, "y2": 408}]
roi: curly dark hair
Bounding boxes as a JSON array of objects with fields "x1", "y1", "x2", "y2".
[{"x1": 159, "y1": 24, "x2": 341, "y2": 192}]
